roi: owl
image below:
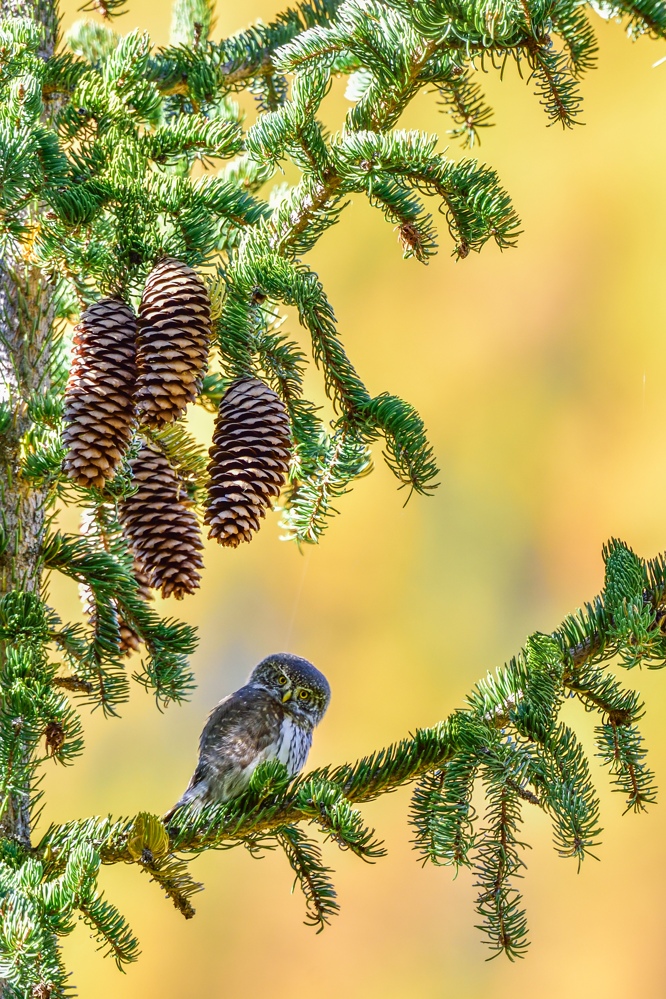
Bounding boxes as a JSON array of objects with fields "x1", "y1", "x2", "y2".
[{"x1": 164, "y1": 652, "x2": 330, "y2": 821}]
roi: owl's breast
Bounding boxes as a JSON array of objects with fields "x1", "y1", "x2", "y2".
[{"x1": 275, "y1": 715, "x2": 313, "y2": 775}]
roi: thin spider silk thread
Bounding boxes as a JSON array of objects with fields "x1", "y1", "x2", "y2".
[{"x1": 284, "y1": 547, "x2": 312, "y2": 649}]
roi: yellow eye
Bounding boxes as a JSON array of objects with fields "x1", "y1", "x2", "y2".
[
  {"x1": 298, "y1": 689, "x2": 310, "y2": 700},
  {"x1": 277, "y1": 675, "x2": 288, "y2": 686}
]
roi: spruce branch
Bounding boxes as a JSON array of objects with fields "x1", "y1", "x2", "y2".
[
  {"x1": 43, "y1": 531, "x2": 197, "y2": 709},
  {"x1": 410, "y1": 753, "x2": 478, "y2": 869},
  {"x1": 276, "y1": 825, "x2": 340, "y2": 930},
  {"x1": 13, "y1": 527, "x2": 666, "y2": 973},
  {"x1": 43, "y1": 539, "x2": 661, "y2": 961},
  {"x1": 473, "y1": 750, "x2": 530, "y2": 960}
]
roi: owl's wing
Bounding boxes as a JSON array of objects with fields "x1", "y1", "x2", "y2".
[
  {"x1": 164, "y1": 686, "x2": 284, "y2": 821},
  {"x1": 198, "y1": 684, "x2": 284, "y2": 785},
  {"x1": 200, "y1": 685, "x2": 283, "y2": 757}
]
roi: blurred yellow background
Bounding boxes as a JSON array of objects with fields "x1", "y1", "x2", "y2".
[{"x1": 47, "y1": 2, "x2": 666, "y2": 997}]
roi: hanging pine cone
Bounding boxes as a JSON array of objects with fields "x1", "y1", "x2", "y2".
[
  {"x1": 205, "y1": 378, "x2": 291, "y2": 547},
  {"x1": 119, "y1": 445, "x2": 203, "y2": 598},
  {"x1": 135, "y1": 258, "x2": 211, "y2": 427},
  {"x1": 63, "y1": 298, "x2": 137, "y2": 490}
]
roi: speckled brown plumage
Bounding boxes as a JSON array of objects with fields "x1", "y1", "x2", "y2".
[{"x1": 204, "y1": 378, "x2": 291, "y2": 547}]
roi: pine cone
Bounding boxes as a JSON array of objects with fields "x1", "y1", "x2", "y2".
[
  {"x1": 78, "y1": 580, "x2": 130, "y2": 660},
  {"x1": 119, "y1": 445, "x2": 203, "y2": 598},
  {"x1": 118, "y1": 622, "x2": 139, "y2": 654},
  {"x1": 136, "y1": 258, "x2": 211, "y2": 427},
  {"x1": 205, "y1": 378, "x2": 291, "y2": 547},
  {"x1": 78, "y1": 510, "x2": 112, "y2": 633},
  {"x1": 63, "y1": 298, "x2": 137, "y2": 490}
]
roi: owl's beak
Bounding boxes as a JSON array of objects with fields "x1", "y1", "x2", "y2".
[{"x1": 281, "y1": 689, "x2": 292, "y2": 703}]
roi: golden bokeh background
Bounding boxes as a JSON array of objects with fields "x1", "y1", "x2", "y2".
[{"x1": 47, "y1": 2, "x2": 666, "y2": 996}]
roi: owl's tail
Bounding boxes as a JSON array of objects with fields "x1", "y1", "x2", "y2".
[
  {"x1": 163, "y1": 766, "x2": 208, "y2": 828},
  {"x1": 161, "y1": 801, "x2": 179, "y2": 825}
]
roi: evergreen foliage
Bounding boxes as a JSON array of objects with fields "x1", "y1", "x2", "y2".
[{"x1": 0, "y1": 0, "x2": 665, "y2": 994}]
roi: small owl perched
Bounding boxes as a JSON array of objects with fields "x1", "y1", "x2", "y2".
[{"x1": 164, "y1": 653, "x2": 330, "y2": 822}]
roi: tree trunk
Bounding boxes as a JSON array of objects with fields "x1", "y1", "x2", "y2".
[
  {"x1": 0, "y1": 0, "x2": 59, "y2": 848},
  {"x1": 0, "y1": 266, "x2": 57, "y2": 849},
  {"x1": 2, "y1": 0, "x2": 58, "y2": 58}
]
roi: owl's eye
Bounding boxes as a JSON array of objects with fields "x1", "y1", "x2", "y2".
[
  {"x1": 277, "y1": 675, "x2": 288, "y2": 686},
  {"x1": 298, "y1": 689, "x2": 310, "y2": 701}
]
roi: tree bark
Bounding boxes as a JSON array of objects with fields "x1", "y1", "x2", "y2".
[
  {"x1": 0, "y1": 0, "x2": 59, "y2": 849},
  {"x1": 0, "y1": 265, "x2": 57, "y2": 850},
  {"x1": 2, "y1": 0, "x2": 58, "y2": 58}
]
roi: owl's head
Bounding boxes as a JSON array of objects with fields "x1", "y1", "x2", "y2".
[{"x1": 250, "y1": 653, "x2": 331, "y2": 726}]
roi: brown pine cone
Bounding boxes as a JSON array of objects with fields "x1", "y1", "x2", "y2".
[
  {"x1": 119, "y1": 445, "x2": 203, "y2": 598},
  {"x1": 136, "y1": 258, "x2": 211, "y2": 427},
  {"x1": 205, "y1": 378, "x2": 291, "y2": 547},
  {"x1": 63, "y1": 298, "x2": 137, "y2": 490},
  {"x1": 118, "y1": 623, "x2": 140, "y2": 654},
  {"x1": 78, "y1": 510, "x2": 112, "y2": 633}
]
